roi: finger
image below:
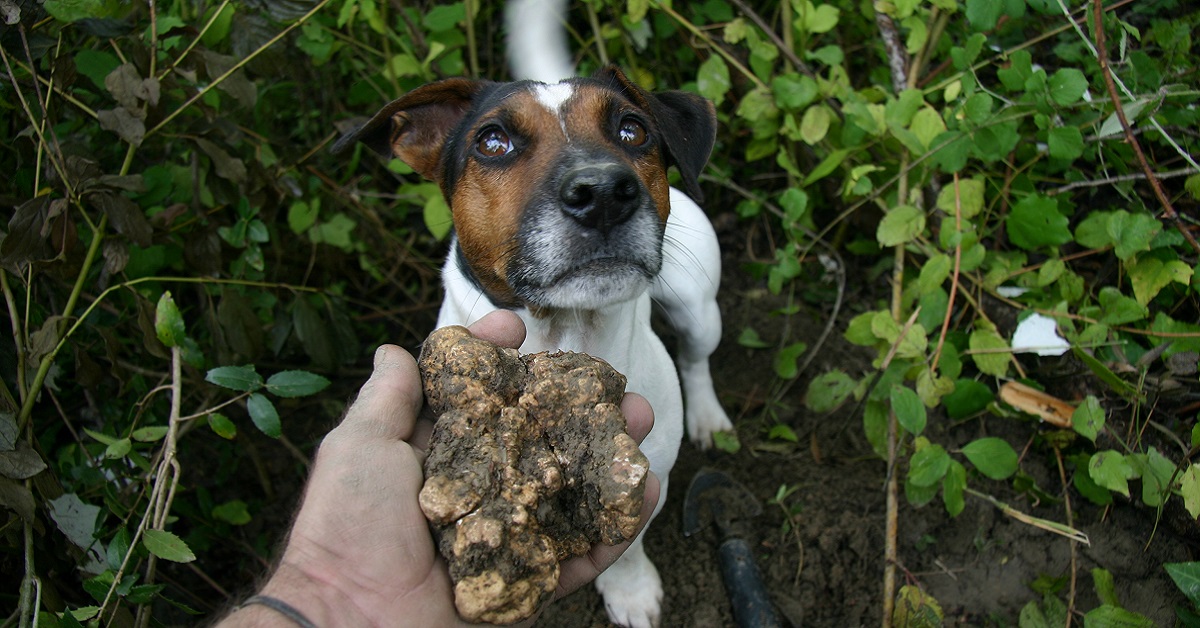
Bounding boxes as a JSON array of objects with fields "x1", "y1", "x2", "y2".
[
  {"x1": 332, "y1": 344, "x2": 424, "y2": 443},
  {"x1": 619, "y1": 393, "x2": 653, "y2": 444},
  {"x1": 466, "y1": 310, "x2": 526, "y2": 349},
  {"x1": 552, "y1": 471, "x2": 662, "y2": 598}
]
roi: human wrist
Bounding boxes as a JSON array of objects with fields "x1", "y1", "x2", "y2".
[{"x1": 235, "y1": 557, "x2": 369, "y2": 627}]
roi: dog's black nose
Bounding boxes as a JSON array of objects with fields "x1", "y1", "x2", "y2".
[{"x1": 559, "y1": 165, "x2": 641, "y2": 232}]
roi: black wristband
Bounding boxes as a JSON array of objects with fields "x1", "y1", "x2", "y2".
[{"x1": 240, "y1": 595, "x2": 318, "y2": 628}]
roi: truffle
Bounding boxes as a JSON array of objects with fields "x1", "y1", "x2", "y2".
[{"x1": 417, "y1": 325, "x2": 649, "y2": 624}]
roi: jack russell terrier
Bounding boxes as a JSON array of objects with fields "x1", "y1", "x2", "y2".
[{"x1": 333, "y1": 12, "x2": 731, "y2": 627}]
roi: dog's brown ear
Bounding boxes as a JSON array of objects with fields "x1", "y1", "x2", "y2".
[
  {"x1": 596, "y1": 66, "x2": 718, "y2": 204},
  {"x1": 331, "y1": 78, "x2": 489, "y2": 181}
]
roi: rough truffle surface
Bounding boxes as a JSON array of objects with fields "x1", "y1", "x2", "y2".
[{"x1": 417, "y1": 325, "x2": 649, "y2": 624}]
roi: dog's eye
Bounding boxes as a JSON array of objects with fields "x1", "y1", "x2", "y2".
[
  {"x1": 477, "y1": 128, "x2": 513, "y2": 157},
  {"x1": 618, "y1": 118, "x2": 648, "y2": 147}
]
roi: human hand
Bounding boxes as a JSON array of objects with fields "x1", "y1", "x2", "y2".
[{"x1": 220, "y1": 310, "x2": 660, "y2": 627}]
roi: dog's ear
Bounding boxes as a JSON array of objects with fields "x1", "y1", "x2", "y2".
[
  {"x1": 596, "y1": 66, "x2": 717, "y2": 204},
  {"x1": 331, "y1": 78, "x2": 489, "y2": 181}
]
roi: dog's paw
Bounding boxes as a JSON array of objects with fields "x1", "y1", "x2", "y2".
[
  {"x1": 595, "y1": 551, "x2": 663, "y2": 628},
  {"x1": 685, "y1": 391, "x2": 734, "y2": 450}
]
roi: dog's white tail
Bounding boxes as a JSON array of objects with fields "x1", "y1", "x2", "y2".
[{"x1": 506, "y1": 0, "x2": 575, "y2": 83}]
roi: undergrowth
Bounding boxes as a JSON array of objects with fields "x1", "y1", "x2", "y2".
[{"x1": 1, "y1": 0, "x2": 1198, "y2": 625}]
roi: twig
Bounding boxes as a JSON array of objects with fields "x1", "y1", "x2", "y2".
[
  {"x1": 1091, "y1": 0, "x2": 1200, "y2": 255},
  {"x1": 1047, "y1": 166, "x2": 1199, "y2": 195},
  {"x1": 931, "y1": 174, "x2": 964, "y2": 374},
  {"x1": 873, "y1": 8, "x2": 914, "y2": 625},
  {"x1": 1054, "y1": 449, "x2": 1078, "y2": 626},
  {"x1": 874, "y1": 11, "x2": 908, "y2": 94}
]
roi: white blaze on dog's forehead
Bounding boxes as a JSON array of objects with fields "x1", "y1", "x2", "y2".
[{"x1": 533, "y1": 82, "x2": 573, "y2": 137}]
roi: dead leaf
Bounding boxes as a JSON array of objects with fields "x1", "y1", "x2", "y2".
[
  {"x1": 0, "y1": 477, "x2": 36, "y2": 521},
  {"x1": 0, "y1": 443, "x2": 48, "y2": 480},
  {"x1": 194, "y1": 137, "x2": 247, "y2": 183},
  {"x1": 998, "y1": 381, "x2": 1075, "y2": 428},
  {"x1": 97, "y1": 107, "x2": 146, "y2": 146},
  {"x1": 91, "y1": 191, "x2": 152, "y2": 246}
]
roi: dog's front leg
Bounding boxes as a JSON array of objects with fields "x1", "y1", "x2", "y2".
[{"x1": 653, "y1": 189, "x2": 734, "y2": 448}]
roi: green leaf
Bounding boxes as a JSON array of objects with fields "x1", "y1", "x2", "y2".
[
  {"x1": 142, "y1": 529, "x2": 196, "y2": 563},
  {"x1": 845, "y1": 311, "x2": 882, "y2": 346},
  {"x1": 1047, "y1": 126, "x2": 1084, "y2": 160},
  {"x1": 1071, "y1": 396, "x2": 1105, "y2": 443},
  {"x1": 422, "y1": 3, "x2": 463, "y2": 31},
  {"x1": 697, "y1": 55, "x2": 732, "y2": 105},
  {"x1": 935, "y1": 177, "x2": 985, "y2": 219},
  {"x1": 909, "y1": 443, "x2": 951, "y2": 487},
  {"x1": 805, "y1": 369, "x2": 856, "y2": 412},
  {"x1": 772, "y1": 73, "x2": 819, "y2": 110},
  {"x1": 1107, "y1": 210, "x2": 1161, "y2": 260},
  {"x1": 1093, "y1": 568, "x2": 1120, "y2": 607},
  {"x1": 968, "y1": 327, "x2": 1010, "y2": 377},
  {"x1": 212, "y1": 500, "x2": 252, "y2": 525},
  {"x1": 1129, "y1": 257, "x2": 1193, "y2": 306},
  {"x1": 1081, "y1": 605, "x2": 1155, "y2": 628},
  {"x1": 961, "y1": 437, "x2": 1018, "y2": 480},
  {"x1": 966, "y1": 0, "x2": 1003, "y2": 30},
  {"x1": 1097, "y1": 287, "x2": 1149, "y2": 325},
  {"x1": 205, "y1": 365, "x2": 263, "y2": 392},
  {"x1": 909, "y1": 107, "x2": 946, "y2": 151},
  {"x1": 801, "y1": 2, "x2": 840, "y2": 33},
  {"x1": 737, "y1": 327, "x2": 772, "y2": 349},
  {"x1": 711, "y1": 430, "x2": 741, "y2": 454},
  {"x1": 799, "y1": 104, "x2": 832, "y2": 145},
  {"x1": 265, "y1": 371, "x2": 331, "y2": 398},
  {"x1": 943, "y1": 379, "x2": 994, "y2": 419},
  {"x1": 918, "y1": 254, "x2": 952, "y2": 293},
  {"x1": 288, "y1": 200, "x2": 320, "y2": 234},
  {"x1": 802, "y1": 148, "x2": 849, "y2": 186},
  {"x1": 423, "y1": 194, "x2": 452, "y2": 241},
  {"x1": 942, "y1": 460, "x2": 966, "y2": 517},
  {"x1": 1089, "y1": 450, "x2": 1136, "y2": 498},
  {"x1": 1048, "y1": 68, "x2": 1088, "y2": 106},
  {"x1": 207, "y1": 413, "x2": 237, "y2": 439},
  {"x1": 767, "y1": 424, "x2": 799, "y2": 443},
  {"x1": 155, "y1": 292, "x2": 186, "y2": 349},
  {"x1": 916, "y1": 367, "x2": 954, "y2": 408},
  {"x1": 105, "y1": 438, "x2": 131, "y2": 459},
  {"x1": 877, "y1": 205, "x2": 926, "y2": 247},
  {"x1": 931, "y1": 130, "x2": 971, "y2": 172},
  {"x1": 773, "y1": 342, "x2": 809, "y2": 379},
  {"x1": 1007, "y1": 195, "x2": 1071, "y2": 250},
  {"x1": 131, "y1": 426, "x2": 169, "y2": 443},
  {"x1": 44, "y1": 0, "x2": 110, "y2": 22},
  {"x1": 247, "y1": 393, "x2": 281, "y2": 438},
  {"x1": 1073, "y1": 454, "x2": 1114, "y2": 506},
  {"x1": 1180, "y1": 466, "x2": 1200, "y2": 520},
  {"x1": 1165, "y1": 561, "x2": 1200, "y2": 607},
  {"x1": 891, "y1": 385, "x2": 927, "y2": 436}
]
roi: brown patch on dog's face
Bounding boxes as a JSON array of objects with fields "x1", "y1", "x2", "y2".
[{"x1": 443, "y1": 82, "x2": 675, "y2": 310}]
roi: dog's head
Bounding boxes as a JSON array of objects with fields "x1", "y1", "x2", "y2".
[{"x1": 333, "y1": 66, "x2": 716, "y2": 312}]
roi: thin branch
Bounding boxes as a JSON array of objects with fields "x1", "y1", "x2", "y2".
[{"x1": 1047, "y1": 166, "x2": 1200, "y2": 195}]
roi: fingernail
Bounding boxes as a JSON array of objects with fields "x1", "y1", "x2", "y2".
[{"x1": 374, "y1": 344, "x2": 389, "y2": 368}]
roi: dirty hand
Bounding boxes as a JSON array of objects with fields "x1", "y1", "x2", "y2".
[{"x1": 219, "y1": 310, "x2": 660, "y2": 627}]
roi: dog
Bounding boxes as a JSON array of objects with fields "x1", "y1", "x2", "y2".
[{"x1": 332, "y1": 14, "x2": 732, "y2": 627}]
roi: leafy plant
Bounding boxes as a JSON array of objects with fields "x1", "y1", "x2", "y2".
[{"x1": 3, "y1": 0, "x2": 1197, "y2": 624}]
